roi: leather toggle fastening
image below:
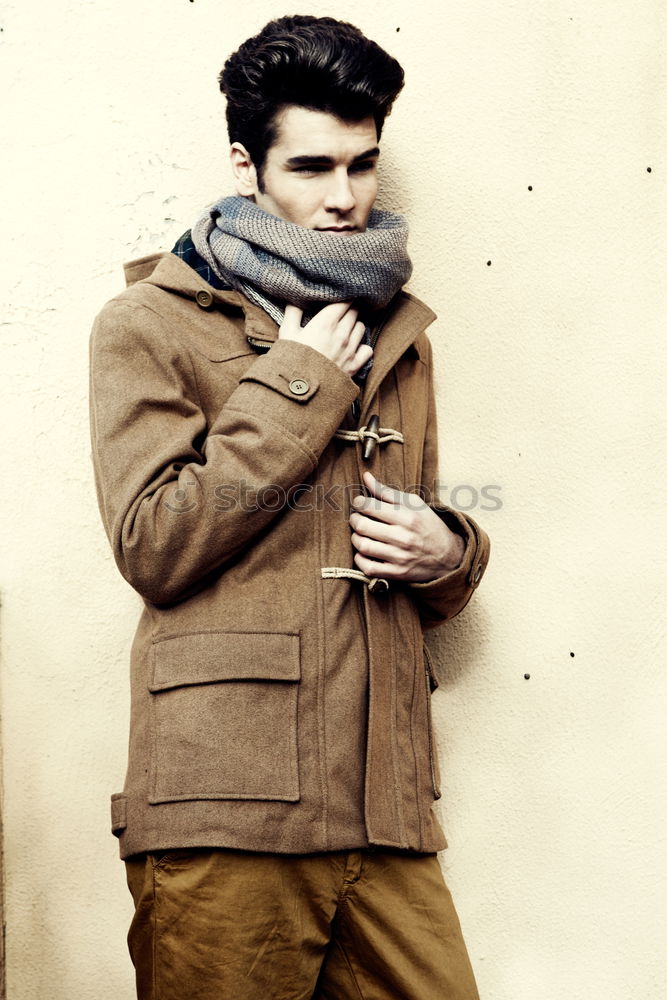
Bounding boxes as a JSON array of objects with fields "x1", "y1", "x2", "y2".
[
  {"x1": 333, "y1": 419, "x2": 404, "y2": 459},
  {"x1": 362, "y1": 414, "x2": 380, "y2": 461}
]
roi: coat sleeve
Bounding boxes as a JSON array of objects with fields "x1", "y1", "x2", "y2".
[
  {"x1": 407, "y1": 336, "x2": 490, "y2": 629},
  {"x1": 89, "y1": 299, "x2": 359, "y2": 605}
]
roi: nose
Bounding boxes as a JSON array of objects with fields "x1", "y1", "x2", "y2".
[{"x1": 324, "y1": 168, "x2": 356, "y2": 215}]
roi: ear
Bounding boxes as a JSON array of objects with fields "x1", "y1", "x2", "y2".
[{"x1": 230, "y1": 142, "x2": 259, "y2": 198}]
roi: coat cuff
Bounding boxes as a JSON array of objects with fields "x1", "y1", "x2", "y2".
[
  {"x1": 232, "y1": 339, "x2": 360, "y2": 455},
  {"x1": 409, "y1": 506, "x2": 490, "y2": 628}
]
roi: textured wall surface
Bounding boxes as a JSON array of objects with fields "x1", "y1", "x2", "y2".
[{"x1": 1, "y1": 1, "x2": 665, "y2": 998}]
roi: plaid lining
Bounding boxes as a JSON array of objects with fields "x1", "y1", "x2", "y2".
[{"x1": 171, "y1": 230, "x2": 231, "y2": 290}]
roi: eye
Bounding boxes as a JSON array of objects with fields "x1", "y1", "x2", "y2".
[
  {"x1": 350, "y1": 160, "x2": 377, "y2": 174},
  {"x1": 292, "y1": 165, "x2": 328, "y2": 174}
]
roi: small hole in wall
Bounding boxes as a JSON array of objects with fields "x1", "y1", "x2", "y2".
[
  {"x1": 524, "y1": 674, "x2": 530, "y2": 680},
  {"x1": 570, "y1": 651, "x2": 575, "y2": 657},
  {"x1": 486, "y1": 260, "x2": 492, "y2": 266},
  {"x1": 528, "y1": 185, "x2": 533, "y2": 191},
  {"x1": 647, "y1": 166, "x2": 652, "y2": 173}
]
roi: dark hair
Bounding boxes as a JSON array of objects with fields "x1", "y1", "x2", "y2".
[{"x1": 219, "y1": 14, "x2": 405, "y2": 188}]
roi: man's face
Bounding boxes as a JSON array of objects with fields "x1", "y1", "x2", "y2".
[{"x1": 233, "y1": 105, "x2": 380, "y2": 233}]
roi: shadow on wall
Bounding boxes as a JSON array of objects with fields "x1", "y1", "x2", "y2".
[{"x1": 427, "y1": 598, "x2": 492, "y2": 688}]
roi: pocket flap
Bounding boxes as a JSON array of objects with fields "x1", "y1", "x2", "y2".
[
  {"x1": 110, "y1": 793, "x2": 127, "y2": 834},
  {"x1": 149, "y1": 630, "x2": 301, "y2": 691}
]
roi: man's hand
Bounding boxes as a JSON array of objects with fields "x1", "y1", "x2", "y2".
[
  {"x1": 278, "y1": 302, "x2": 372, "y2": 377},
  {"x1": 349, "y1": 471, "x2": 465, "y2": 582}
]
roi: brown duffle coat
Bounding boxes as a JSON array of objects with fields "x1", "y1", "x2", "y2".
[{"x1": 89, "y1": 252, "x2": 490, "y2": 860}]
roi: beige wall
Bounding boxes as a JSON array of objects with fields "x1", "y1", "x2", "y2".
[{"x1": 1, "y1": 1, "x2": 665, "y2": 997}]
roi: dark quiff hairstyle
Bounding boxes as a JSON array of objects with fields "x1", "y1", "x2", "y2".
[{"x1": 219, "y1": 14, "x2": 405, "y2": 189}]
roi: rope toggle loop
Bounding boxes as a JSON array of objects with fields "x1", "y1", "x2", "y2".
[
  {"x1": 334, "y1": 414, "x2": 404, "y2": 462},
  {"x1": 321, "y1": 567, "x2": 390, "y2": 594}
]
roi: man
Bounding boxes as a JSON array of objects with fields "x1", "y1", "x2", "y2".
[{"x1": 90, "y1": 14, "x2": 490, "y2": 999}]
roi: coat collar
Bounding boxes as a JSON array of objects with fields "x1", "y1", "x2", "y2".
[
  {"x1": 123, "y1": 252, "x2": 436, "y2": 391},
  {"x1": 359, "y1": 292, "x2": 435, "y2": 417}
]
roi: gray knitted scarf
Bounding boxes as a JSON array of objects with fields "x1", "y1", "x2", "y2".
[{"x1": 191, "y1": 196, "x2": 412, "y2": 378}]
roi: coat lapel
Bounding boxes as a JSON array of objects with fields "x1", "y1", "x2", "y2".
[{"x1": 358, "y1": 292, "x2": 436, "y2": 423}]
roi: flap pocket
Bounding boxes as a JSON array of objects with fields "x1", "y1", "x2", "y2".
[
  {"x1": 149, "y1": 630, "x2": 300, "y2": 691},
  {"x1": 148, "y1": 630, "x2": 301, "y2": 804},
  {"x1": 110, "y1": 793, "x2": 127, "y2": 835}
]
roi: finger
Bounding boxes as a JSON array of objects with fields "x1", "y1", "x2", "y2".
[
  {"x1": 349, "y1": 319, "x2": 367, "y2": 349},
  {"x1": 334, "y1": 305, "x2": 360, "y2": 342},
  {"x1": 344, "y1": 343, "x2": 373, "y2": 377},
  {"x1": 351, "y1": 494, "x2": 406, "y2": 524},
  {"x1": 355, "y1": 342, "x2": 373, "y2": 362},
  {"x1": 353, "y1": 552, "x2": 401, "y2": 580},
  {"x1": 349, "y1": 510, "x2": 408, "y2": 547},
  {"x1": 317, "y1": 300, "x2": 356, "y2": 323},
  {"x1": 353, "y1": 474, "x2": 406, "y2": 516},
  {"x1": 362, "y1": 471, "x2": 404, "y2": 505},
  {"x1": 280, "y1": 304, "x2": 304, "y2": 336},
  {"x1": 351, "y1": 532, "x2": 407, "y2": 565}
]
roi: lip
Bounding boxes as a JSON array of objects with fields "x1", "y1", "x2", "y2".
[{"x1": 316, "y1": 226, "x2": 358, "y2": 234}]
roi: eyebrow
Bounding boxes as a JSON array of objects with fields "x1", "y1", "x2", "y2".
[{"x1": 285, "y1": 146, "x2": 381, "y2": 168}]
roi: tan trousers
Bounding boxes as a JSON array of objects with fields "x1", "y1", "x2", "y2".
[{"x1": 125, "y1": 847, "x2": 480, "y2": 1000}]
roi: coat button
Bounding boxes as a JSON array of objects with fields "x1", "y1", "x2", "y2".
[
  {"x1": 470, "y1": 563, "x2": 485, "y2": 586},
  {"x1": 195, "y1": 289, "x2": 214, "y2": 309},
  {"x1": 289, "y1": 378, "x2": 309, "y2": 395}
]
